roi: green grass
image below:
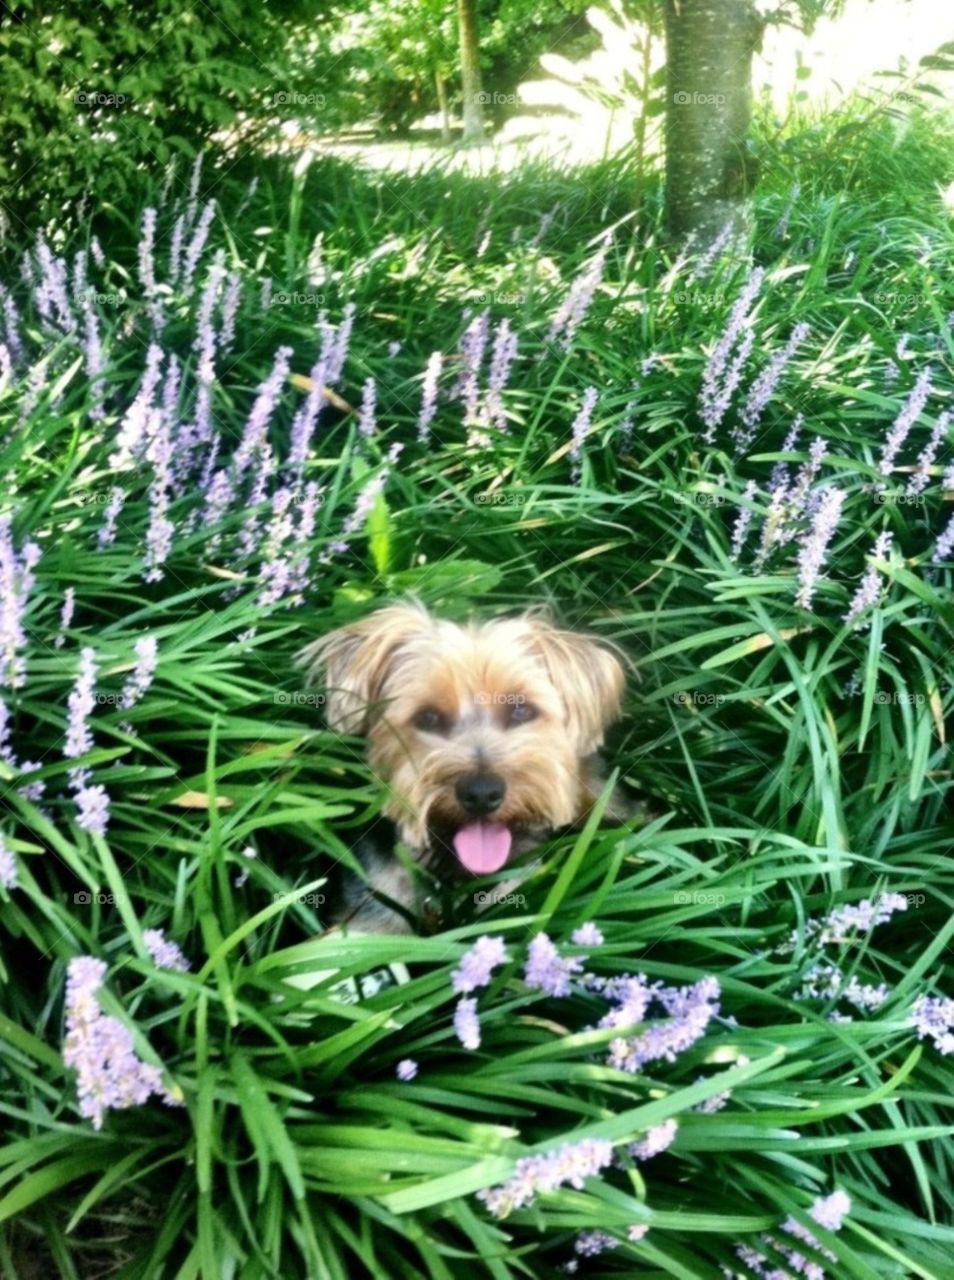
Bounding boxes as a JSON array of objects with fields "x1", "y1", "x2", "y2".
[{"x1": 0, "y1": 97, "x2": 952, "y2": 1277}]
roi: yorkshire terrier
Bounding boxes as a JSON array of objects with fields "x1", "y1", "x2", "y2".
[{"x1": 298, "y1": 601, "x2": 632, "y2": 933}]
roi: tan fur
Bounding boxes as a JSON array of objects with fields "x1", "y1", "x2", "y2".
[{"x1": 297, "y1": 602, "x2": 625, "y2": 852}]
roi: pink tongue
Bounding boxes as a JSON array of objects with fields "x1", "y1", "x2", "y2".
[{"x1": 453, "y1": 822, "x2": 513, "y2": 874}]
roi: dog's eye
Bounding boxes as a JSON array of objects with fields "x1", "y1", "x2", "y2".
[
  {"x1": 413, "y1": 707, "x2": 449, "y2": 734},
  {"x1": 507, "y1": 701, "x2": 537, "y2": 727}
]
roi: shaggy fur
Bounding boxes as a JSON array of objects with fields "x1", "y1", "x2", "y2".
[{"x1": 298, "y1": 602, "x2": 629, "y2": 932}]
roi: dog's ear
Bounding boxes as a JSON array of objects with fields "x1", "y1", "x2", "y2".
[
  {"x1": 296, "y1": 603, "x2": 433, "y2": 734},
  {"x1": 521, "y1": 618, "x2": 625, "y2": 755}
]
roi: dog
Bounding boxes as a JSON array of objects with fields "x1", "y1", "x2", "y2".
[{"x1": 297, "y1": 601, "x2": 631, "y2": 933}]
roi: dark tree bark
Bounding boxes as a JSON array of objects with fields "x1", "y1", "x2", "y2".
[
  {"x1": 664, "y1": 0, "x2": 762, "y2": 244},
  {"x1": 458, "y1": 0, "x2": 485, "y2": 145}
]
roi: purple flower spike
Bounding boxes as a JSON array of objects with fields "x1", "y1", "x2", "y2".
[
  {"x1": 794, "y1": 487, "x2": 845, "y2": 610},
  {"x1": 452, "y1": 936, "x2": 507, "y2": 994},
  {"x1": 0, "y1": 516, "x2": 41, "y2": 688},
  {"x1": 417, "y1": 351, "x2": 443, "y2": 443},
  {"x1": 878, "y1": 367, "x2": 932, "y2": 477},
  {"x1": 143, "y1": 928, "x2": 190, "y2": 972},
  {"x1": 453, "y1": 996, "x2": 481, "y2": 1050},
  {"x1": 524, "y1": 932, "x2": 585, "y2": 997}
]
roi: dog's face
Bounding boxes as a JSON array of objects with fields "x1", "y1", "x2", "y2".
[{"x1": 299, "y1": 604, "x2": 624, "y2": 875}]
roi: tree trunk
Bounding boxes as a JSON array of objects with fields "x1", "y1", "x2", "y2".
[
  {"x1": 435, "y1": 70, "x2": 451, "y2": 145},
  {"x1": 663, "y1": 0, "x2": 760, "y2": 245},
  {"x1": 458, "y1": 0, "x2": 485, "y2": 145}
]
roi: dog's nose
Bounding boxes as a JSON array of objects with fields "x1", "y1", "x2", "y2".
[{"x1": 455, "y1": 772, "x2": 506, "y2": 816}]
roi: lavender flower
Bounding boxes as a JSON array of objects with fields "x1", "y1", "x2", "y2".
[
  {"x1": 452, "y1": 935, "x2": 507, "y2": 994},
  {"x1": 733, "y1": 1189, "x2": 850, "y2": 1279},
  {"x1": 734, "y1": 321, "x2": 810, "y2": 453},
  {"x1": 1, "y1": 517, "x2": 41, "y2": 688},
  {"x1": 769, "y1": 416, "x2": 804, "y2": 492},
  {"x1": 0, "y1": 833, "x2": 18, "y2": 890},
  {"x1": 55, "y1": 587, "x2": 76, "y2": 648},
  {"x1": 455, "y1": 310, "x2": 489, "y2": 421},
  {"x1": 288, "y1": 356, "x2": 328, "y2": 469},
  {"x1": 0, "y1": 286, "x2": 24, "y2": 365},
  {"x1": 607, "y1": 976, "x2": 720, "y2": 1073},
  {"x1": 934, "y1": 513, "x2": 954, "y2": 564},
  {"x1": 357, "y1": 377, "x2": 376, "y2": 438},
  {"x1": 484, "y1": 318, "x2": 518, "y2": 431},
  {"x1": 569, "y1": 387, "x2": 598, "y2": 481},
  {"x1": 109, "y1": 344, "x2": 164, "y2": 472},
  {"x1": 907, "y1": 411, "x2": 949, "y2": 495},
  {"x1": 167, "y1": 214, "x2": 186, "y2": 286},
  {"x1": 575, "y1": 1231, "x2": 617, "y2": 1256},
  {"x1": 144, "y1": 416, "x2": 175, "y2": 583},
  {"x1": 65, "y1": 647, "x2": 97, "y2": 761},
  {"x1": 525, "y1": 933, "x2": 585, "y2": 997},
  {"x1": 628, "y1": 1119, "x2": 678, "y2": 1161},
  {"x1": 477, "y1": 1136, "x2": 614, "y2": 1218},
  {"x1": 90, "y1": 237, "x2": 106, "y2": 270},
  {"x1": 97, "y1": 487, "x2": 126, "y2": 549},
  {"x1": 142, "y1": 928, "x2": 190, "y2": 972},
  {"x1": 843, "y1": 531, "x2": 892, "y2": 626},
  {"x1": 121, "y1": 636, "x2": 159, "y2": 708},
  {"x1": 878, "y1": 367, "x2": 932, "y2": 477},
  {"x1": 324, "y1": 303, "x2": 356, "y2": 385},
  {"x1": 571, "y1": 922, "x2": 603, "y2": 947},
  {"x1": 63, "y1": 955, "x2": 178, "y2": 1130},
  {"x1": 417, "y1": 351, "x2": 443, "y2": 443},
  {"x1": 699, "y1": 267, "x2": 764, "y2": 440},
  {"x1": 548, "y1": 238, "x2": 610, "y2": 350},
  {"x1": 181, "y1": 200, "x2": 216, "y2": 294},
  {"x1": 35, "y1": 235, "x2": 74, "y2": 332},
  {"x1": 75, "y1": 784, "x2": 110, "y2": 836},
  {"x1": 807, "y1": 1189, "x2": 851, "y2": 1232},
  {"x1": 778, "y1": 891, "x2": 908, "y2": 954},
  {"x1": 730, "y1": 481, "x2": 758, "y2": 560},
  {"x1": 794, "y1": 487, "x2": 846, "y2": 609},
  {"x1": 138, "y1": 207, "x2": 158, "y2": 294},
  {"x1": 82, "y1": 303, "x2": 106, "y2": 421},
  {"x1": 396, "y1": 1058, "x2": 418, "y2": 1081},
  {"x1": 219, "y1": 270, "x2": 241, "y2": 353},
  {"x1": 453, "y1": 996, "x2": 481, "y2": 1050},
  {"x1": 909, "y1": 994, "x2": 954, "y2": 1054},
  {"x1": 233, "y1": 346, "x2": 291, "y2": 482}
]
